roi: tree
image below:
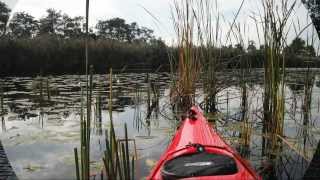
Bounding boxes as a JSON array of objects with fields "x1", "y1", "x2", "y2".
[
  {"x1": 9, "y1": 12, "x2": 38, "y2": 38},
  {"x1": 39, "y1": 9, "x2": 63, "y2": 36},
  {"x1": 61, "y1": 15, "x2": 84, "y2": 38},
  {"x1": 134, "y1": 26, "x2": 154, "y2": 43},
  {"x1": 302, "y1": 0, "x2": 320, "y2": 38},
  {"x1": 286, "y1": 37, "x2": 315, "y2": 57},
  {"x1": 96, "y1": 18, "x2": 128, "y2": 41},
  {"x1": 234, "y1": 43, "x2": 244, "y2": 54},
  {"x1": 247, "y1": 40, "x2": 257, "y2": 52},
  {"x1": 96, "y1": 18, "x2": 155, "y2": 43},
  {"x1": 0, "y1": 1, "x2": 11, "y2": 36},
  {"x1": 290, "y1": 38, "x2": 306, "y2": 54},
  {"x1": 306, "y1": 45, "x2": 316, "y2": 57}
]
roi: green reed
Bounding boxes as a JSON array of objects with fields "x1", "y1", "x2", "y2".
[
  {"x1": 95, "y1": 95, "x2": 102, "y2": 124},
  {"x1": 108, "y1": 68, "x2": 117, "y2": 157},
  {"x1": 102, "y1": 69, "x2": 135, "y2": 180},
  {"x1": 302, "y1": 66, "x2": 314, "y2": 151},
  {"x1": 260, "y1": 0, "x2": 296, "y2": 155},
  {"x1": 170, "y1": 0, "x2": 201, "y2": 111},
  {"x1": 104, "y1": 123, "x2": 135, "y2": 180},
  {"x1": 233, "y1": 20, "x2": 251, "y2": 150},
  {"x1": 170, "y1": 0, "x2": 245, "y2": 113},
  {"x1": 39, "y1": 76, "x2": 43, "y2": 102},
  {"x1": 0, "y1": 83, "x2": 4, "y2": 132},
  {"x1": 46, "y1": 77, "x2": 50, "y2": 101},
  {"x1": 195, "y1": 0, "x2": 220, "y2": 113},
  {"x1": 147, "y1": 74, "x2": 151, "y2": 114},
  {"x1": 239, "y1": 59, "x2": 251, "y2": 148},
  {"x1": 74, "y1": 68, "x2": 93, "y2": 180},
  {"x1": 72, "y1": 1, "x2": 94, "y2": 179},
  {"x1": 0, "y1": 83, "x2": 3, "y2": 116},
  {"x1": 109, "y1": 68, "x2": 113, "y2": 121}
]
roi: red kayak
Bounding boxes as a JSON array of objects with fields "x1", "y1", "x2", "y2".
[{"x1": 148, "y1": 106, "x2": 261, "y2": 180}]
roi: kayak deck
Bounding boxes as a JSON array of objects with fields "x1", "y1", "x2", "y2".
[{"x1": 148, "y1": 106, "x2": 261, "y2": 180}]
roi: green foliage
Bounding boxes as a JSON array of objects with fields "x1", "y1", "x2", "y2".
[
  {"x1": 9, "y1": 12, "x2": 38, "y2": 38},
  {"x1": 96, "y1": 17, "x2": 154, "y2": 43},
  {"x1": 285, "y1": 37, "x2": 316, "y2": 56},
  {"x1": 302, "y1": 0, "x2": 320, "y2": 38},
  {"x1": 0, "y1": 1, "x2": 318, "y2": 77},
  {"x1": 62, "y1": 15, "x2": 84, "y2": 39},
  {"x1": 171, "y1": 0, "x2": 202, "y2": 110},
  {"x1": 260, "y1": 0, "x2": 296, "y2": 156},
  {"x1": 0, "y1": 37, "x2": 168, "y2": 76},
  {"x1": 39, "y1": 9, "x2": 64, "y2": 36},
  {"x1": 247, "y1": 41, "x2": 257, "y2": 52},
  {"x1": 0, "y1": 1, "x2": 168, "y2": 76},
  {"x1": 0, "y1": 1, "x2": 10, "y2": 36}
]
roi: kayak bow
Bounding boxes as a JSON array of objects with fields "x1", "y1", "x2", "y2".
[{"x1": 148, "y1": 106, "x2": 261, "y2": 180}]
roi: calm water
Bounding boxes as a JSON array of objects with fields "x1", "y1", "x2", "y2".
[{"x1": 1, "y1": 69, "x2": 320, "y2": 179}]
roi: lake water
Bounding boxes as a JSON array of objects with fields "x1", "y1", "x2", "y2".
[{"x1": 1, "y1": 69, "x2": 320, "y2": 179}]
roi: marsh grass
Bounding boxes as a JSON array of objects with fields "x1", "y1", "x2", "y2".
[
  {"x1": 74, "y1": 0, "x2": 93, "y2": 173},
  {"x1": 133, "y1": 85, "x2": 143, "y2": 131},
  {"x1": 170, "y1": 0, "x2": 247, "y2": 113},
  {"x1": 74, "y1": 69, "x2": 93, "y2": 180},
  {"x1": 94, "y1": 95, "x2": 102, "y2": 131},
  {"x1": 195, "y1": 0, "x2": 221, "y2": 113},
  {"x1": 239, "y1": 71, "x2": 251, "y2": 149},
  {"x1": 39, "y1": 76, "x2": 43, "y2": 102},
  {"x1": 102, "y1": 69, "x2": 135, "y2": 180},
  {"x1": 46, "y1": 77, "x2": 51, "y2": 101},
  {"x1": 259, "y1": 0, "x2": 296, "y2": 156},
  {"x1": 0, "y1": 83, "x2": 5, "y2": 132},
  {"x1": 170, "y1": 0, "x2": 201, "y2": 111},
  {"x1": 302, "y1": 66, "x2": 314, "y2": 151},
  {"x1": 103, "y1": 125, "x2": 136, "y2": 180},
  {"x1": 0, "y1": 83, "x2": 3, "y2": 116}
]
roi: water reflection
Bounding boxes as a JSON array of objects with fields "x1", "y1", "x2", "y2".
[{"x1": 0, "y1": 70, "x2": 320, "y2": 179}]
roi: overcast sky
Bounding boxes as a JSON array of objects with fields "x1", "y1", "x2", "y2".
[{"x1": 2, "y1": 0, "x2": 317, "y2": 47}]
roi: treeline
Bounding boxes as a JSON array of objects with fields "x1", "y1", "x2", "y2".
[
  {"x1": 227, "y1": 38, "x2": 319, "y2": 68},
  {"x1": 0, "y1": 37, "x2": 167, "y2": 76},
  {"x1": 0, "y1": 1, "x2": 318, "y2": 76},
  {"x1": 0, "y1": 1, "x2": 168, "y2": 76}
]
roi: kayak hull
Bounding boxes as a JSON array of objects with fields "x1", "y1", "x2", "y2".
[{"x1": 147, "y1": 106, "x2": 261, "y2": 180}]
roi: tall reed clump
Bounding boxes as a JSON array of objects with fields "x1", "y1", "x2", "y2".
[
  {"x1": 194, "y1": 0, "x2": 221, "y2": 113},
  {"x1": 103, "y1": 123, "x2": 135, "y2": 180},
  {"x1": 239, "y1": 58, "x2": 251, "y2": 150},
  {"x1": 302, "y1": 67, "x2": 314, "y2": 149},
  {"x1": 170, "y1": 0, "x2": 201, "y2": 111},
  {"x1": 102, "y1": 68, "x2": 135, "y2": 179},
  {"x1": 74, "y1": 67, "x2": 93, "y2": 180},
  {"x1": 74, "y1": 1, "x2": 91, "y2": 179},
  {"x1": 227, "y1": 6, "x2": 252, "y2": 152},
  {"x1": 260, "y1": 0, "x2": 296, "y2": 155}
]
